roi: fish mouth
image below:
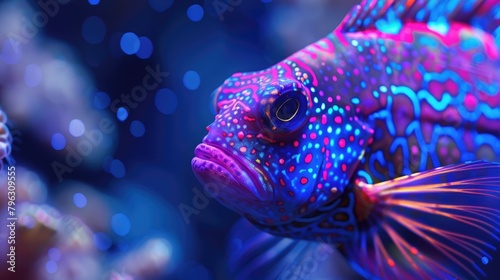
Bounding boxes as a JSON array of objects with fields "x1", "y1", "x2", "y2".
[{"x1": 192, "y1": 143, "x2": 273, "y2": 202}]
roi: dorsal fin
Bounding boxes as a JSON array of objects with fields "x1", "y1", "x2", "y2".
[{"x1": 339, "y1": 0, "x2": 500, "y2": 42}]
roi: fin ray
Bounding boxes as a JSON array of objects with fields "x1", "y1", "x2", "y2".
[
  {"x1": 346, "y1": 161, "x2": 500, "y2": 279},
  {"x1": 339, "y1": 0, "x2": 500, "y2": 41}
]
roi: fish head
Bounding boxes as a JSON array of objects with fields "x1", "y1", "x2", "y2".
[{"x1": 192, "y1": 62, "x2": 373, "y2": 227}]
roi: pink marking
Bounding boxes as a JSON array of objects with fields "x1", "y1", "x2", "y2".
[
  {"x1": 411, "y1": 146, "x2": 419, "y2": 155},
  {"x1": 321, "y1": 115, "x2": 327, "y2": 124},
  {"x1": 337, "y1": 68, "x2": 344, "y2": 75},
  {"x1": 237, "y1": 131, "x2": 244, "y2": 140},
  {"x1": 332, "y1": 76, "x2": 338, "y2": 82},
  {"x1": 353, "y1": 68, "x2": 359, "y2": 76},
  {"x1": 309, "y1": 117, "x2": 317, "y2": 122},
  {"x1": 334, "y1": 116, "x2": 342, "y2": 124},
  {"x1": 293, "y1": 141, "x2": 299, "y2": 147},
  {"x1": 310, "y1": 132, "x2": 317, "y2": 140},
  {"x1": 304, "y1": 153, "x2": 312, "y2": 164},
  {"x1": 445, "y1": 79, "x2": 458, "y2": 96},
  {"x1": 464, "y1": 94, "x2": 477, "y2": 111},
  {"x1": 243, "y1": 116, "x2": 256, "y2": 122},
  {"x1": 327, "y1": 97, "x2": 333, "y2": 103},
  {"x1": 339, "y1": 139, "x2": 346, "y2": 148},
  {"x1": 324, "y1": 137, "x2": 329, "y2": 145}
]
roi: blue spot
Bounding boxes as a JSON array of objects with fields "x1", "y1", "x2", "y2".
[
  {"x1": 374, "y1": 9, "x2": 402, "y2": 35},
  {"x1": 136, "y1": 36, "x2": 153, "y2": 59},
  {"x1": 45, "y1": 261, "x2": 57, "y2": 274},
  {"x1": 261, "y1": 0, "x2": 272, "y2": 2},
  {"x1": 187, "y1": 5, "x2": 204, "y2": 22},
  {"x1": 130, "y1": 120, "x2": 145, "y2": 137},
  {"x1": 93, "y1": 232, "x2": 112, "y2": 250},
  {"x1": 110, "y1": 159, "x2": 126, "y2": 178},
  {"x1": 1, "y1": 39, "x2": 21, "y2": 64},
  {"x1": 24, "y1": 64, "x2": 42, "y2": 87},
  {"x1": 69, "y1": 119, "x2": 85, "y2": 137},
  {"x1": 73, "y1": 193, "x2": 87, "y2": 208},
  {"x1": 155, "y1": 88, "x2": 178, "y2": 115},
  {"x1": 183, "y1": 70, "x2": 200, "y2": 90},
  {"x1": 51, "y1": 133, "x2": 66, "y2": 150},
  {"x1": 48, "y1": 248, "x2": 61, "y2": 261},
  {"x1": 149, "y1": 0, "x2": 174, "y2": 12},
  {"x1": 427, "y1": 21, "x2": 450, "y2": 35},
  {"x1": 482, "y1": 256, "x2": 489, "y2": 265},
  {"x1": 117, "y1": 107, "x2": 128, "y2": 122},
  {"x1": 88, "y1": 0, "x2": 100, "y2": 5},
  {"x1": 81, "y1": 16, "x2": 106, "y2": 44},
  {"x1": 93, "y1": 91, "x2": 110, "y2": 109},
  {"x1": 120, "y1": 32, "x2": 141, "y2": 55},
  {"x1": 460, "y1": 37, "x2": 480, "y2": 50},
  {"x1": 111, "y1": 213, "x2": 131, "y2": 236}
]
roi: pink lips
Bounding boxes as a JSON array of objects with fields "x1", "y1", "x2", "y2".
[{"x1": 191, "y1": 143, "x2": 272, "y2": 202}]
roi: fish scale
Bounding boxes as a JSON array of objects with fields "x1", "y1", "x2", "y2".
[{"x1": 192, "y1": 0, "x2": 500, "y2": 279}]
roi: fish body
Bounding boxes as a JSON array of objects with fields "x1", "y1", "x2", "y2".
[{"x1": 192, "y1": 0, "x2": 500, "y2": 279}]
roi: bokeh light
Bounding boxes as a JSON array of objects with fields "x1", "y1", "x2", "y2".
[
  {"x1": 24, "y1": 64, "x2": 42, "y2": 87},
  {"x1": 93, "y1": 232, "x2": 112, "y2": 250},
  {"x1": 110, "y1": 159, "x2": 126, "y2": 178},
  {"x1": 81, "y1": 16, "x2": 106, "y2": 44},
  {"x1": 117, "y1": 107, "x2": 128, "y2": 122},
  {"x1": 45, "y1": 261, "x2": 58, "y2": 274},
  {"x1": 73, "y1": 193, "x2": 88, "y2": 208},
  {"x1": 120, "y1": 32, "x2": 141, "y2": 55},
  {"x1": 136, "y1": 36, "x2": 154, "y2": 59},
  {"x1": 88, "y1": 0, "x2": 100, "y2": 5},
  {"x1": 51, "y1": 133, "x2": 66, "y2": 150},
  {"x1": 93, "y1": 91, "x2": 111, "y2": 109},
  {"x1": 111, "y1": 213, "x2": 131, "y2": 236},
  {"x1": 183, "y1": 70, "x2": 200, "y2": 90},
  {"x1": 187, "y1": 5, "x2": 204, "y2": 22},
  {"x1": 130, "y1": 120, "x2": 145, "y2": 137},
  {"x1": 154, "y1": 88, "x2": 178, "y2": 115},
  {"x1": 69, "y1": 119, "x2": 85, "y2": 137}
]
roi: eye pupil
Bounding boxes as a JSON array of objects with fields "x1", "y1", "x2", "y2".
[{"x1": 276, "y1": 98, "x2": 300, "y2": 122}]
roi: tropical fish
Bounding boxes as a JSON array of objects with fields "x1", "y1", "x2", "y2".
[{"x1": 192, "y1": 0, "x2": 500, "y2": 279}]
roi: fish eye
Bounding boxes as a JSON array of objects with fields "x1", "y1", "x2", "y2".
[
  {"x1": 263, "y1": 89, "x2": 309, "y2": 135},
  {"x1": 276, "y1": 98, "x2": 300, "y2": 122}
]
